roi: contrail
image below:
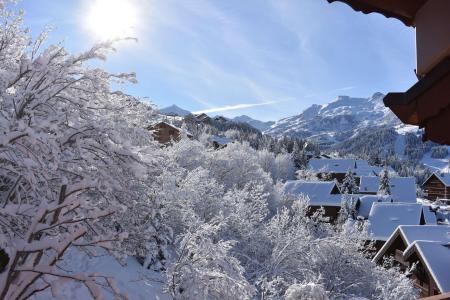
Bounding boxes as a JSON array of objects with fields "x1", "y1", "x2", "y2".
[{"x1": 193, "y1": 100, "x2": 280, "y2": 114}]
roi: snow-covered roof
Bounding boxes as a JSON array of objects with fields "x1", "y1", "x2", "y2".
[
  {"x1": 359, "y1": 176, "x2": 416, "y2": 203},
  {"x1": 367, "y1": 203, "x2": 423, "y2": 241},
  {"x1": 282, "y1": 181, "x2": 342, "y2": 207},
  {"x1": 357, "y1": 195, "x2": 392, "y2": 219},
  {"x1": 373, "y1": 225, "x2": 450, "y2": 263},
  {"x1": 150, "y1": 121, "x2": 193, "y2": 136},
  {"x1": 403, "y1": 241, "x2": 450, "y2": 293},
  {"x1": 422, "y1": 206, "x2": 437, "y2": 225},
  {"x1": 308, "y1": 159, "x2": 394, "y2": 177},
  {"x1": 399, "y1": 225, "x2": 450, "y2": 245},
  {"x1": 208, "y1": 135, "x2": 232, "y2": 146},
  {"x1": 430, "y1": 172, "x2": 450, "y2": 187},
  {"x1": 308, "y1": 159, "x2": 355, "y2": 174}
]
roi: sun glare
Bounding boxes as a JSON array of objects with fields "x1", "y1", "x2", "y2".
[{"x1": 85, "y1": 0, "x2": 138, "y2": 40}]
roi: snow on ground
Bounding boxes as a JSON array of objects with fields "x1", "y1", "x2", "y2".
[
  {"x1": 394, "y1": 124, "x2": 419, "y2": 135},
  {"x1": 32, "y1": 248, "x2": 169, "y2": 300},
  {"x1": 421, "y1": 148, "x2": 450, "y2": 171}
]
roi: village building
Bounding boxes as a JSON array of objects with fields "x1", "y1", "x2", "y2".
[
  {"x1": 372, "y1": 225, "x2": 450, "y2": 298},
  {"x1": 308, "y1": 158, "x2": 389, "y2": 183},
  {"x1": 422, "y1": 172, "x2": 450, "y2": 202},
  {"x1": 213, "y1": 116, "x2": 228, "y2": 123},
  {"x1": 355, "y1": 195, "x2": 392, "y2": 220},
  {"x1": 148, "y1": 122, "x2": 193, "y2": 144},
  {"x1": 359, "y1": 176, "x2": 417, "y2": 203},
  {"x1": 367, "y1": 202, "x2": 426, "y2": 250},
  {"x1": 208, "y1": 135, "x2": 232, "y2": 150},
  {"x1": 356, "y1": 196, "x2": 436, "y2": 224},
  {"x1": 194, "y1": 113, "x2": 213, "y2": 124},
  {"x1": 281, "y1": 180, "x2": 343, "y2": 222},
  {"x1": 325, "y1": 0, "x2": 450, "y2": 144}
]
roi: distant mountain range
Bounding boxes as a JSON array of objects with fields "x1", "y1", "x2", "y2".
[
  {"x1": 158, "y1": 105, "x2": 275, "y2": 131},
  {"x1": 265, "y1": 93, "x2": 402, "y2": 146},
  {"x1": 158, "y1": 97, "x2": 450, "y2": 172}
]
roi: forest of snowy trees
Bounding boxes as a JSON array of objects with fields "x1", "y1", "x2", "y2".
[{"x1": 0, "y1": 2, "x2": 419, "y2": 299}]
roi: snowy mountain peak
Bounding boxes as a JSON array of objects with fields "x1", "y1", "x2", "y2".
[
  {"x1": 265, "y1": 93, "x2": 401, "y2": 146},
  {"x1": 159, "y1": 105, "x2": 191, "y2": 117}
]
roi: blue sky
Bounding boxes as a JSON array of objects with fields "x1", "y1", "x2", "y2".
[{"x1": 17, "y1": 0, "x2": 417, "y2": 121}]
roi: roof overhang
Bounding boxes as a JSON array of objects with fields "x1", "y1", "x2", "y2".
[
  {"x1": 383, "y1": 58, "x2": 450, "y2": 144},
  {"x1": 326, "y1": 0, "x2": 428, "y2": 26}
]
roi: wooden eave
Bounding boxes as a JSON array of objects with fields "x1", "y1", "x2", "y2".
[
  {"x1": 383, "y1": 58, "x2": 450, "y2": 144},
  {"x1": 326, "y1": 0, "x2": 429, "y2": 26}
]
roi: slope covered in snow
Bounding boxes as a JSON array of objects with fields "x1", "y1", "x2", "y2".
[
  {"x1": 233, "y1": 115, "x2": 275, "y2": 131},
  {"x1": 265, "y1": 93, "x2": 401, "y2": 146}
]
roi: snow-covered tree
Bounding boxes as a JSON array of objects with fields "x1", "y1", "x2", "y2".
[
  {"x1": 167, "y1": 222, "x2": 255, "y2": 300},
  {"x1": 0, "y1": 3, "x2": 166, "y2": 297},
  {"x1": 341, "y1": 168, "x2": 358, "y2": 194},
  {"x1": 378, "y1": 168, "x2": 391, "y2": 195}
]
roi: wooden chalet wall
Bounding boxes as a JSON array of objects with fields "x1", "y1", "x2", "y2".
[
  {"x1": 423, "y1": 174, "x2": 450, "y2": 201},
  {"x1": 406, "y1": 252, "x2": 441, "y2": 297},
  {"x1": 151, "y1": 123, "x2": 181, "y2": 144},
  {"x1": 307, "y1": 206, "x2": 341, "y2": 223}
]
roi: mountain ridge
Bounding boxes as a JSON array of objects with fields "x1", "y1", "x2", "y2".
[{"x1": 265, "y1": 92, "x2": 403, "y2": 147}]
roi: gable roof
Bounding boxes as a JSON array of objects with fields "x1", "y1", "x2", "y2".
[
  {"x1": 150, "y1": 121, "x2": 193, "y2": 137},
  {"x1": 373, "y1": 225, "x2": 450, "y2": 263},
  {"x1": 359, "y1": 176, "x2": 417, "y2": 203},
  {"x1": 422, "y1": 206, "x2": 437, "y2": 225},
  {"x1": 356, "y1": 195, "x2": 392, "y2": 219},
  {"x1": 282, "y1": 180, "x2": 342, "y2": 207},
  {"x1": 403, "y1": 241, "x2": 450, "y2": 293},
  {"x1": 208, "y1": 135, "x2": 232, "y2": 146},
  {"x1": 367, "y1": 203, "x2": 424, "y2": 241},
  {"x1": 308, "y1": 159, "x2": 393, "y2": 177},
  {"x1": 308, "y1": 159, "x2": 354, "y2": 174},
  {"x1": 424, "y1": 172, "x2": 450, "y2": 187}
]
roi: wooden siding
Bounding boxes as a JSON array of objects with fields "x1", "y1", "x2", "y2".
[
  {"x1": 150, "y1": 123, "x2": 182, "y2": 144},
  {"x1": 308, "y1": 206, "x2": 341, "y2": 223},
  {"x1": 407, "y1": 251, "x2": 442, "y2": 298},
  {"x1": 423, "y1": 174, "x2": 450, "y2": 201},
  {"x1": 374, "y1": 234, "x2": 444, "y2": 297}
]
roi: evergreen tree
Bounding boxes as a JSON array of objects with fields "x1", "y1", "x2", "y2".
[
  {"x1": 341, "y1": 168, "x2": 358, "y2": 194},
  {"x1": 292, "y1": 141, "x2": 307, "y2": 169},
  {"x1": 378, "y1": 167, "x2": 391, "y2": 195}
]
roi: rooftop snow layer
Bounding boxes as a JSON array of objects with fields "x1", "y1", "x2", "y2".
[
  {"x1": 368, "y1": 203, "x2": 423, "y2": 241},
  {"x1": 359, "y1": 176, "x2": 416, "y2": 203},
  {"x1": 282, "y1": 180, "x2": 342, "y2": 207}
]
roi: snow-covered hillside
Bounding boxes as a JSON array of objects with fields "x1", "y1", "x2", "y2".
[
  {"x1": 265, "y1": 93, "x2": 401, "y2": 146},
  {"x1": 233, "y1": 115, "x2": 275, "y2": 131}
]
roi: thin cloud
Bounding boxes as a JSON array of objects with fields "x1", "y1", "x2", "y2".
[{"x1": 193, "y1": 101, "x2": 281, "y2": 114}]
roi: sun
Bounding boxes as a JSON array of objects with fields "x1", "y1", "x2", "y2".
[{"x1": 85, "y1": 0, "x2": 138, "y2": 40}]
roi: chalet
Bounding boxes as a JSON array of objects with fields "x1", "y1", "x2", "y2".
[
  {"x1": 359, "y1": 176, "x2": 417, "y2": 203},
  {"x1": 422, "y1": 173, "x2": 450, "y2": 202},
  {"x1": 148, "y1": 122, "x2": 193, "y2": 144},
  {"x1": 373, "y1": 225, "x2": 450, "y2": 298},
  {"x1": 308, "y1": 158, "x2": 389, "y2": 183},
  {"x1": 325, "y1": 0, "x2": 450, "y2": 144},
  {"x1": 214, "y1": 116, "x2": 228, "y2": 123},
  {"x1": 281, "y1": 180, "x2": 343, "y2": 222},
  {"x1": 194, "y1": 113, "x2": 213, "y2": 124},
  {"x1": 356, "y1": 195, "x2": 392, "y2": 219},
  {"x1": 208, "y1": 135, "x2": 232, "y2": 150},
  {"x1": 367, "y1": 203, "x2": 425, "y2": 250}
]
